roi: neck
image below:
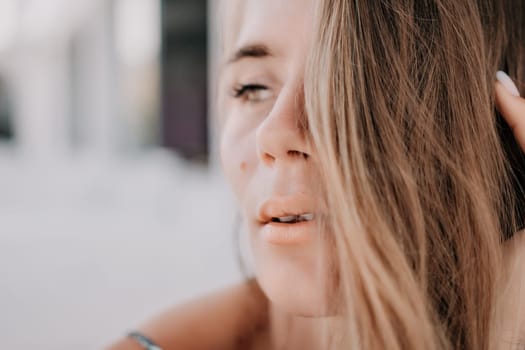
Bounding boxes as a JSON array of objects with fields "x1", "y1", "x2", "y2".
[{"x1": 266, "y1": 303, "x2": 331, "y2": 350}]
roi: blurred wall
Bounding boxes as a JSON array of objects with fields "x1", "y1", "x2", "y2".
[{"x1": 0, "y1": 1, "x2": 242, "y2": 349}]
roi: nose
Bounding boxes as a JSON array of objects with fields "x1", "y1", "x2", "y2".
[{"x1": 255, "y1": 84, "x2": 312, "y2": 166}]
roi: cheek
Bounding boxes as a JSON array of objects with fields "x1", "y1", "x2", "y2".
[
  {"x1": 219, "y1": 122, "x2": 258, "y2": 203},
  {"x1": 249, "y1": 232, "x2": 334, "y2": 317}
]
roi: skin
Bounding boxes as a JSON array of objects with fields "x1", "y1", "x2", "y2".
[{"x1": 106, "y1": 1, "x2": 525, "y2": 349}]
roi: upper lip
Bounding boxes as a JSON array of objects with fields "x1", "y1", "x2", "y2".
[{"x1": 257, "y1": 194, "x2": 317, "y2": 224}]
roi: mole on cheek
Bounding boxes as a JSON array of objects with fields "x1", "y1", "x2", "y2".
[{"x1": 240, "y1": 161, "x2": 247, "y2": 171}]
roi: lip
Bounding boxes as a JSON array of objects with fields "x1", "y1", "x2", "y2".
[
  {"x1": 261, "y1": 219, "x2": 317, "y2": 245},
  {"x1": 257, "y1": 195, "x2": 318, "y2": 245}
]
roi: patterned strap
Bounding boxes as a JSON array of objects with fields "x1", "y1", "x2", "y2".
[{"x1": 127, "y1": 331, "x2": 163, "y2": 350}]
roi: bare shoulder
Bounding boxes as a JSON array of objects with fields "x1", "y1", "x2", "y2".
[
  {"x1": 105, "y1": 278, "x2": 269, "y2": 350},
  {"x1": 499, "y1": 229, "x2": 525, "y2": 344}
]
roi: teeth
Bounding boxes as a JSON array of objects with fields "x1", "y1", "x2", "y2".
[
  {"x1": 299, "y1": 213, "x2": 314, "y2": 221},
  {"x1": 277, "y1": 215, "x2": 297, "y2": 223}
]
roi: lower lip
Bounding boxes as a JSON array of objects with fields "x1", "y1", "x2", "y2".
[{"x1": 260, "y1": 220, "x2": 316, "y2": 245}]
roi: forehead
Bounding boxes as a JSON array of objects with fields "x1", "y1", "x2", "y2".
[{"x1": 234, "y1": 0, "x2": 314, "y2": 57}]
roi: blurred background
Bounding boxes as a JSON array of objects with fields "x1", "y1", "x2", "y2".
[{"x1": 0, "y1": 0, "x2": 244, "y2": 348}]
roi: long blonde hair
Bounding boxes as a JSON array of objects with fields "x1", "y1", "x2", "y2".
[{"x1": 305, "y1": 0, "x2": 524, "y2": 349}]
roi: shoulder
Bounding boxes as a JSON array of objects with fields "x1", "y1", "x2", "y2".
[
  {"x1": 105, "y1": 279, "x2": 269, "y2": 350},
  {"x1": 185, "y1": 278, "x2": 269, "y2": 334},
  {"x1": 154, "y1": 278, "x2": 269, "y2": 350}
]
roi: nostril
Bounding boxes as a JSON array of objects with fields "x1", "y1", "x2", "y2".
[
  {"x1": 287, "y1": 150, "x2": 310, "y2": 160},
  {"x1": 262, "y1": 152, "x2": 275, "y2": 164}
]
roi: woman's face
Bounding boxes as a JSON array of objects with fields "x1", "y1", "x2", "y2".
[{"x1": 220, "y1": 0, "x2": 331, "y2": 316}]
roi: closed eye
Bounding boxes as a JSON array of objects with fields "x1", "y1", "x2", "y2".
[{"x1": 231, "y1": 84, "x2": 272, "y2": 103}]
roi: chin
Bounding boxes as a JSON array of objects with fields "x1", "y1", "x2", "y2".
[{"x1": 253, "y1": 250, "x2": 332, "y2": 317}]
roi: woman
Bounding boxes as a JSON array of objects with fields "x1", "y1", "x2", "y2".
[{"x1": 108, "y1": 0, "x2": 525, "y2": 349}]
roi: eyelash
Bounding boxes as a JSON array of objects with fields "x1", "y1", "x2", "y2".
[{"x1": 232, "y1": 84, "x2": 268, "y2": 99}]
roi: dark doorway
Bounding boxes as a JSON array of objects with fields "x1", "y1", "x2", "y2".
[
  {"x1": 0, "y1": 77, "x2": 13, "y2": 141},
  {"x1": 161, "y1": 0, "x2": 208, "y2": 161}
]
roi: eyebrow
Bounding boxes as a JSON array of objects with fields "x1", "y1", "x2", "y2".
[{"x1": 227, "y1": 44, "x2": 272, "y2": 64}]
